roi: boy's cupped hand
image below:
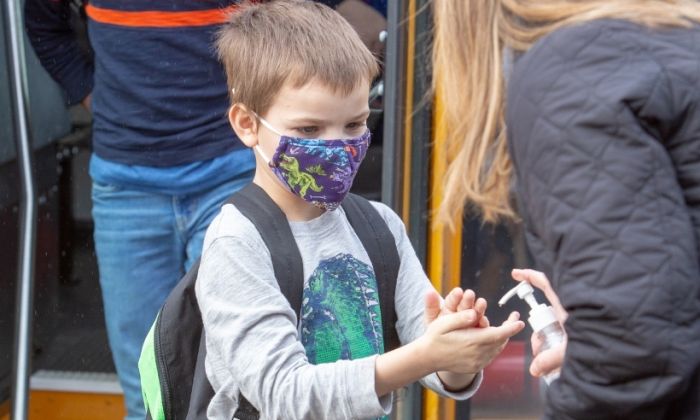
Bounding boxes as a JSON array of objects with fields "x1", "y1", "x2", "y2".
[
  {"x1": 421, "y1": 289, "x2": 525, "y2": 374},
  {"x1": 425, "y1": 287, "x2": 490, "y2": 327}
]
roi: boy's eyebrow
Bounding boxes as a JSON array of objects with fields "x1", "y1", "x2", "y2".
[
  {"x1": 350, "y1": 110, "x2": 371, "y2": 120},
  {"x1": 286, "y1": 111, "x2": 371, "y2": 125}
]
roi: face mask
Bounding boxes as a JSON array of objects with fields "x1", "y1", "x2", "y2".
[{"x1": 255, "y1": 116, "x2": 370, "y2": 211}]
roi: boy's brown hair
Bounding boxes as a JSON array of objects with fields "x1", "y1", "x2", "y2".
[{"x1": 216, "y1": 0, "x2": 379, "y2": 116}]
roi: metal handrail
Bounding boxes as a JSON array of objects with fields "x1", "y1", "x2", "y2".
[{"x1": 3, "y1": 0, "x2": 38, "y2": 418}]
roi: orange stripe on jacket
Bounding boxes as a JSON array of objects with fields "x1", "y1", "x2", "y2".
[{"x1": 85, "y1": 4, "x2": 237, "y2": 28}]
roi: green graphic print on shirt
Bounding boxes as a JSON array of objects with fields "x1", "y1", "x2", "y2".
[{"x1": 301, "y1": 253, "x2": 385, "y2": 364}]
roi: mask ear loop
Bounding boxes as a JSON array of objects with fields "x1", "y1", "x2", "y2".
[
  {"x1": 229, "y1": 89, "x2": 278, "y2": 166},
  {"x1": 254, "y1": 113, "x2": 284, "y2": 137},
  {"x1": 250, "y1": 111, "x2": 282, "y2": 166}
]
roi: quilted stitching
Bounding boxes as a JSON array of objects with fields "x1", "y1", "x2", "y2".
[{"x1": 506, "y1": 19, "x2": 700, "y2": 420}]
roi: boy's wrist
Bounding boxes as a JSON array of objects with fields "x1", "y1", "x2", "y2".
[
  {"x1": 435, "y1": 371, "x2": 477, "y2": 393},
  {"x1": 413, "y1": 336, "x2": 440, "y2": 374}
]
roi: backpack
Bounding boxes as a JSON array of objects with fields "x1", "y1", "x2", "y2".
[{"x1": 139, "y1": 183, "x2": 401, "y2": 420}]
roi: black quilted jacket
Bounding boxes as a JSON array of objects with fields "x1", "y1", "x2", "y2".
[{"x1": 506, "y1": 20, "x2": 700, "y2": 419}]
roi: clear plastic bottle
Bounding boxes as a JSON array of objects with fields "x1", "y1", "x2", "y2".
[{"x1": 498, "y1": 281, "x2": 565, "y2": 384}]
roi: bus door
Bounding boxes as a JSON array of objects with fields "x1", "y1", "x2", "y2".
[{"x1": 388, "y1": 0, "x2": 546, "y2": 418}]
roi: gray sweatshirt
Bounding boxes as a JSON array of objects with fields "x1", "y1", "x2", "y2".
[{"x1": 196, "y1": 200, "x2": 482, "y2": 419}]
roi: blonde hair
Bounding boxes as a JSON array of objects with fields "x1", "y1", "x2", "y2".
[
  {"x1": 433, "y1": 0, "x2": 700, "y2": 226},
  {"x1": 216, "y1": 0, "x2": 379, "y2": 116}
]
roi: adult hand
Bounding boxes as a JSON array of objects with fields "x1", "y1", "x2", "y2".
[
  {"x1": 335, "y1": 0, "x2": 387, "y2": 59},
  {"x1": 511, "y1": 269, "x2": 567, "y2": 378},
  {"x1": 81, "y1": 93, "x2": 92, "y2": 111}
]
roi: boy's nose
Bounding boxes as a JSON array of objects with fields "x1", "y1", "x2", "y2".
[{"x1": 322, "y1": 129, "x2": 347, "y2": 139}]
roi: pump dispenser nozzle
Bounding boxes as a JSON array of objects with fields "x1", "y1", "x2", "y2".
[
  {"x1": 498, "y1": 282, "x2": 539, "y2": 309},
  {"x1": 499, "y1": 281, "x2": 565, "y2": 385}
]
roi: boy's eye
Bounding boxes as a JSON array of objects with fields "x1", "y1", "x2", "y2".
[
  {"x1": 346, "y1": 121, "x2": 367, "y2": 131},
  {"x1": 295, "y1": 126, "x2": 319, "y2": 136}
]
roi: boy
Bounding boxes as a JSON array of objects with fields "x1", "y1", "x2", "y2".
[{"x1": 196, "y1": 1, "x2": 525, "y2": 418}]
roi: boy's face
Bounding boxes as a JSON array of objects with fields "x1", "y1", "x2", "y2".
[
  {"x1": 256, "y1": 78, "x2": 371, "y2": 155},
  {"x1": 231, "y1": 78, "x2": 371, "y2": 211}
]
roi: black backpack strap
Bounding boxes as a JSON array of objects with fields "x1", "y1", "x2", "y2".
[
  {"x1": 186, "y1": 332, "x2": 215, "y2": 419},
  {"x1": 230, "y1": 183, "x2": 305, "y2": 316},
  {"x1": 341, "y1": 194, "x2": 401, "y2": 352},
  {"x1": 227, "y1": 183, "x2": 305, "y2": 419}
]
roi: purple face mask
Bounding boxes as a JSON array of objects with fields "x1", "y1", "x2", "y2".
[{"x1": 255, "y1": 117, "x2": 370, "y2": 210}]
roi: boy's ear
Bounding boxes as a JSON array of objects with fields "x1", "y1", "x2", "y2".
[{"x1": 228, "y1": 104, "x2": 259, "y2": 148}]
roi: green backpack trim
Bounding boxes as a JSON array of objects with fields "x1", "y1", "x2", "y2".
[{"x1": 140, "y1": 314, "x2": 165, "y2": 420}]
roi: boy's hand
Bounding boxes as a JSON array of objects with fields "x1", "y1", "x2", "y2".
[
  {"x1": 375, "y1": 292, "x2": 523, "y2": 397},
  {"x1": 442, "y1": 288, "x2": 489, "y2": 327},
  {"x1": 420, "y1": 306, "x2": 524, "y2": 375}
]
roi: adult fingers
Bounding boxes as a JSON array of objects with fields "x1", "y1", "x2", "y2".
[
  {"x1": 511, "y1": 268, "x2": 553, "y2": 293},
  {"x1": 511, "y1": 269, "x2": 568, "y2": 322},
  {"x1": 531, "y1": 331, "x2": 544, "y2": 356},
  {"x1": 530, "y1": 343, "x2": 565, "y2": 377}
]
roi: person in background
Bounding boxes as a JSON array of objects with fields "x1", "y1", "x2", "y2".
[
  {"x1": 24, "y1": 0, "x2": 385, "y2": 418},
  {"x1": 432, "y1": 0, "x2": 700, "y2": 419}
]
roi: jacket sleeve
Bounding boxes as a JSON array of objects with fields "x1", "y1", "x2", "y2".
[
  {"x1": 506, "y1": 23, "x2": 700, "y2": 420},
  {"x1": 24, "y1": 0, "x2": 93, "y2": 105}
]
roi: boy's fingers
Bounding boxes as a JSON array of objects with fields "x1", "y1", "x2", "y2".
[
  {"x1": 458, "y1": 289, "x2": 475, "y2": 311},
  {"x1": 474, "y1": 297, "x2": 487, "y2": 318},
  {"x1": 468, "y1": 319, "x2": 524, "y2": 345},
  {"x1": 434, "y1": 309, "x2": 476, "y2": 333},
  {"x1": 478, "y1": 315, "x2": 489, "y2": 328},
  {"x1": 424, "y1": 290, "x2": 442, "y2": 323},
  {"x1": 506, "y1": 311, "x2": 520, "y2": 323},
  {"x1": 444, "y1": 287, "x2": 463, "y2": 313},
  {"x1": 493, "y1": 318, "x2": 525, "y2": 341}
]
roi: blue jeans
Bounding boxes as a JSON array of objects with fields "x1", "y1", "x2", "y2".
[{"x1": 92, "y1": 172, "x2": 253, "y2": 420}]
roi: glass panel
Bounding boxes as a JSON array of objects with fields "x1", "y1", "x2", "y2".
[{"x1": 460, "y1": 216, "x2": 545, "y2": 419}]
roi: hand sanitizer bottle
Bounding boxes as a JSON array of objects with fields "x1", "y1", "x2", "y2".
[{"x1": 498, "y1": 281, "x2": 565, "y2": 384}]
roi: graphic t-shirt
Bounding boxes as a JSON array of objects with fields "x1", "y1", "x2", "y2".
[
  {"x1": 196, "y1": 199, "x2": 483, "y2": 419},
  {"x1": 301, "y1": 253, "x2": 384, "y2": 364}
]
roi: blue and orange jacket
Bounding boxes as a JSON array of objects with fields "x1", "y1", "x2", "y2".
[
  {"x1": 24, "y1": 0, "x2": 341, "y2": 167},
  {"x1": 26, "y1": 0, "x2": 245, "y2": 166}
]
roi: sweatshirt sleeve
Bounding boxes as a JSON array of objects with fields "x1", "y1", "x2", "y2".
[
  {"x1": 197, "y1": 234, "x2": 390, "y2": 420},
  {"x1": 506, "y1": 23, "x2": 700, "y2": 420},
  {"x1": 24, "y1": 0, "x2": 93, "y2": 105},
  {"x1": 370, "y1": 202, "x2": 483, "y2": 400}
]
